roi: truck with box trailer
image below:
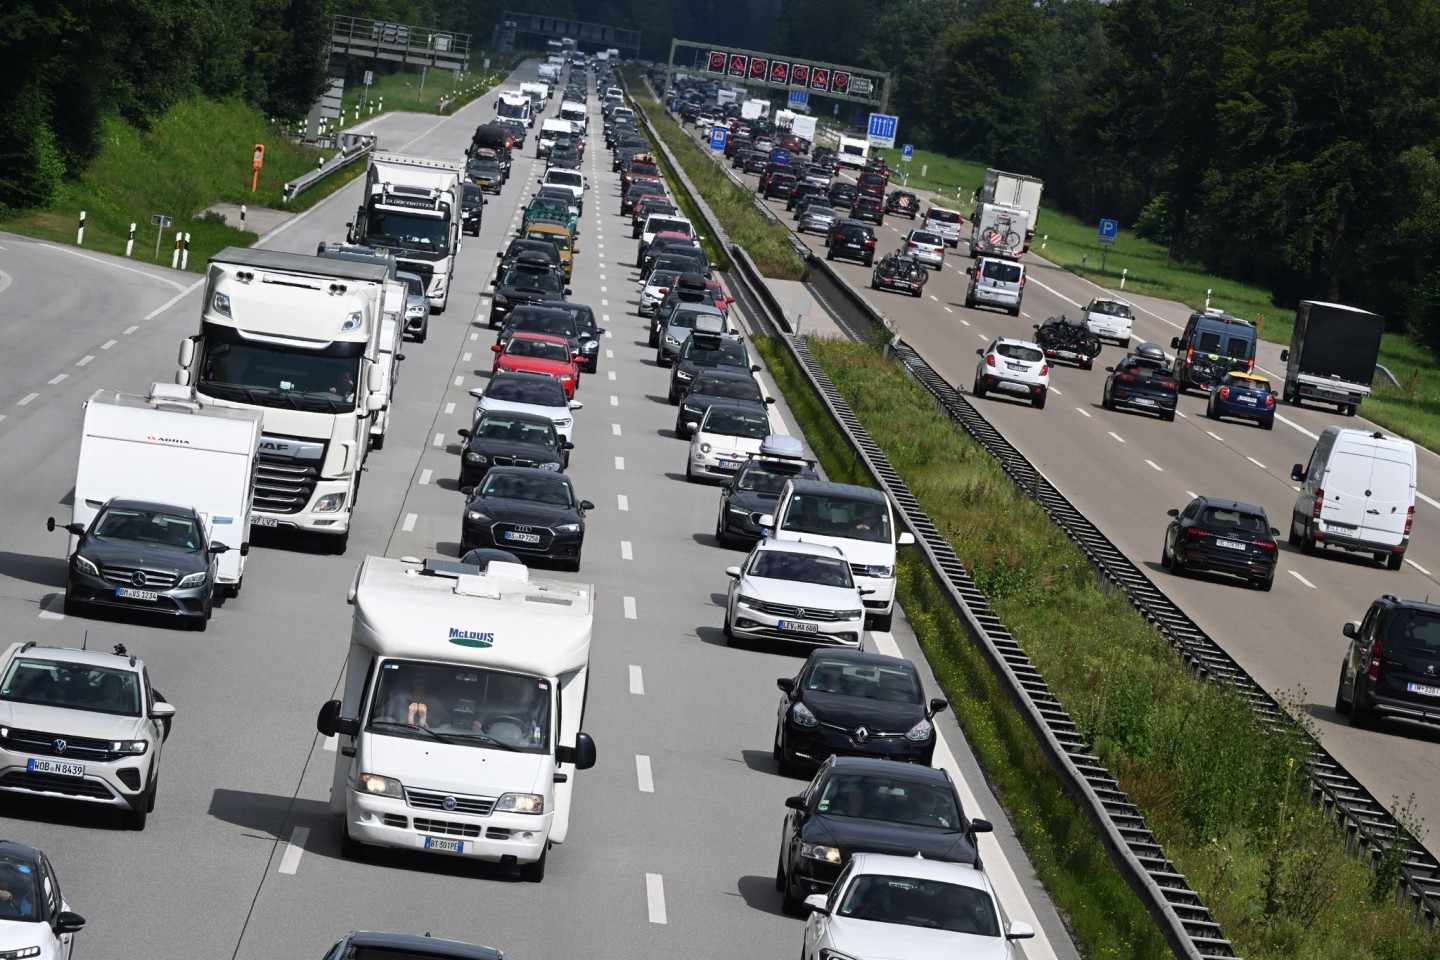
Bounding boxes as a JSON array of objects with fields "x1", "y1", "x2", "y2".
[{"x1": 1280, "y1": 301, "x2": 1386, "y2": 416}]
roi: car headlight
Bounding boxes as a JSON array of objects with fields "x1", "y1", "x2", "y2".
[
  {"x1": 110, "y1": 739, "x2": 149, "y2": 755},
  {"x1": 728, "y1": 506, "x2": 749, "y2": 516},
  {"x1": 555, "y1": 522, "x2": 581, "y2": 534},
  {"x1": 791, "y1": 702, "x2": 818, "y2": 728},
  {"x1": 493, "y1": 295, "x2": 510, "y2": 307},
  {"x1": 866, "y1": 564, "x2": 895, "y2": 578},
  {"x1": 584, "y1": 339, "x2": 599, "y2": 350},
  {"x1": 314, "y1": 493, "x2": 346, "y2": 514},
  {"x1": 538, "y1": 461, "x2": 561, "y2": 471},
  {"x1": 682, "y1": 404, "x2": 701, "y2": 415},
  {"x1": 664, "y1": 335, "x2": 680, "y2": 346},
  {"x1": 819, "y1": 951, "x2": 861, "y2": 960},
  {"x1": 495, "y1": 792, "x2": 545, "y2": 814},
  {"x1": 675, "y1": 370, "x2": 693, "y2": 381},
  {"x1": 406, "y1": 306, "x2": 424, "y2": 317},
  {"x1": 699, "y1": 442, "x2": 712, "y2": 454},
  {"x1": 212, "y1": 292, "x2": 232, "y2": 318},
  {"x1": 358, "y1": 773, "x2": 403, "y2": 798},
  {"x1": 840, "y1": 609, "x2": 864, "y2": 621},
  {"x1": 0, "y1": 946, "x2": 43, "y2": 960},
  {"x1": 177, "y1": 571, "x2": 208, "y2": 588},
  {"x1": 800, "y1": 842, "x2": 842, "y2": 864},
  {"x1": 73, "y1": 553, "x2": 99, "y2": 576},
  {"x1": 467, "y1": 510, "x2": 492, "y2": 523},
  {"x1": 905, "y1": 717, "x2": 935, "y2": 742},
  {"x1": 465, "y1": 452, "x2": 487, "y2": 463},
  {"x1": 555, "y1": 418, "x2": 572, "y2": 428}
]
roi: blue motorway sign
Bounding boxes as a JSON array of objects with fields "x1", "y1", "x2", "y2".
[
  {"x1": 867, "y1": 113, "x2": 898, "y2": 148},
  {"x1": 901, "y1": 143, "x2": 914, "y2": 161},
  {"x1": 788, "y1": 90, "x2": 809, "y2": 106},
  {"x1": 1099, "y1": 218, "x2": 1119, "y2": 240},
  {"x1": 709, "y1": 127, "x2": 727, "y2": 151}
]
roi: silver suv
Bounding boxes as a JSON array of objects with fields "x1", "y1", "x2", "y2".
[{"x1": 0, "y1": 642, "x2": 175, "y2": 830}]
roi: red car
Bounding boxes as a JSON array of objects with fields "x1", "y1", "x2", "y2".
[
  {"x1": 705, "y1": 279, "x2": 736, "y2": 315},
  {"x1": 779, "y1": 133, "x2": 805, "y2": 154},
  {"x1": 491, "y1": 333, "x2": 580, "y2": 399}
]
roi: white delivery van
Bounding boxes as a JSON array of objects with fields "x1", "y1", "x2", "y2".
[
  {"x1": 559, "y1": 101, "x2": 587, "y2": 132},
  {"x1": 316, "y1": 556, "x2": 598, "y2": 881},
  {"x1": 538, "y1": 118, "x2": 574, "y2": 157},
  {"x1": 72, "y1": 383, "x2": 263, "y2": 595},
  {"x1": 760, "y1": 479, "x2": 915, "y2": 632},
  {"x1": 520, "y1": 82, "x2": 549, "y2": 109},
  {"x1": 1290, "y1": 426, "x2": 1417, "y2": 569}
]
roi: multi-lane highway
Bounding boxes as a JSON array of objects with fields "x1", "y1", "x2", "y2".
[
  {"x1": 0, "y1": 63, "x2": 1079, "y2": 959},
  {"x1": 681, "y1": 119, "x2": 1440, "y2": 846}
]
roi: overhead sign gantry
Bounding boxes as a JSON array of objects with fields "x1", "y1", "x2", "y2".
[{"x1": 665, "y1": 40, "x2": 892, "y2": 113}]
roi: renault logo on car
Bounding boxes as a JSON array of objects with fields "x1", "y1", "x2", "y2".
[{"x1": 853, "y1": 726, "x2": 870, "y2": 744}]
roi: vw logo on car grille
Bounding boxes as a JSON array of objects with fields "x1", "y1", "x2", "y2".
[
  {"x1": 442, "y1": 796, "x2": 458, "y2": 811},
  {"x1": 132, "y1": 570, "x2": 148, "y2": 587},
  {"x1": 853, "y1": 726, "x2": 870, "y2": 744},
  {"x1": 53, "y1": 739, "x2": 68, "y2": 754},
  {"x1": 515, "y1": 525, "x2": 533, "y2": 533},
  {"x1": 795, "y1": 608, "x2": 806, "y2": 618}
]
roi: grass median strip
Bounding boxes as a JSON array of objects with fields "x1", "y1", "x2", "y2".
[{"x1": 756, "y1": 334, "x2": 1440, "y2": 960}]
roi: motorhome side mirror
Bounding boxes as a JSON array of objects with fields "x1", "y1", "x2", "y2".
[
  {"x1": 316, "y1": 699, "x2": 359, "y2": 738},
  {"x1": 776, "y1": 677, "x2": 796, "y2": 694},
  {"x1": 53, "y1": 911, "x2": 85, "y2": 936},
  {"x1": 1170, "y1": 337, "x2": 1181, "y2": 349},
  {"x1": 178, "y1": 339, "x2": 195, "y2": 368},
  {"x1": 1291, "y1": 464, "x2": 1305, "y2": 481},
  {"x1": 804, "y1": 894, "x2": 830, "y2": 915},
  {"x1": 898, "y1": 532, "x2": 916, "y2": 546},
  {"x1": 785, "y1": 795, "x2": 807, "y2": 811},
  {"x1": 1343, "y1": 622, "x2": 1357, "y2": 639},
  {"x1": 209, "y1": 543, "x2": 230, "y2": 554},
  {"x1": 929, "y1": 698, "x2": 949, "y2": 715},
  {"x1": 1280, "y1": 349, "x2": 1289, "y2": 362},
  {"x1": 367, "y1": 366, "x2": 384, "y2": 393},
  {"x1": 557, "y1": 731, "x2": 597, "y2": 769},
  {"x1": 458, "y1": 428, "x2": 472, "y2": 439},
  {"x1": 1166, "y1": 508, "x2": 1179, "y2": 518},
  {"x1": 365, "y1": 394, "x2": 385, "y2": 413}
]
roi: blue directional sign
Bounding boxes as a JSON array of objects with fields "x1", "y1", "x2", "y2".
[
  {"x1": 901, "y1": 143, "x2": 914, "y2": 161},
  {"x1": 1099, "y1": 218, "x2": 1119, "y2": 240},
  {"x1": 788, "y1": 90, "x2": 809, "y2": 107},
  {"x1": 867, "y1": 113, "x2": 899, "y2": 149},
  {"x1": 709, "y1": 127, "x2": 727, "y2": 151}
]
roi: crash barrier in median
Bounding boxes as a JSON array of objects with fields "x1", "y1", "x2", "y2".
[{"x1": 282, "y1": 132, "x2": 376, "y2": 203}]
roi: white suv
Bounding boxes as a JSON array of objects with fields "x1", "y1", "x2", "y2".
[
  {"x1": 974, "y1": 337, "x2": 1050, "y2": 409},
  {"x1": 723, "y1": 540, "x2": 867, "y2": 648},
  {"x1": 0, "y1": 642, "x2": 175, "y2": 830},
  {"x1": 1083, "y1": 297, "x2": 1135, "y2": 347}
]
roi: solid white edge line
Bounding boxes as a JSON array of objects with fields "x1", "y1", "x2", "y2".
[
  {"x1": 277, "y1": 825, "x2": 309, "y2": 875},
  {"x1": 1417, "y1": 491, "x2": 1440, "y2": 511},
  {"x1": 1406, "y1": 558, "x2": 1432, "y2": 576},
  {"x1": 635, "y1": 755, "x2": 655, "y2": 793},
  {"x1": 646, "y1": 873, "x2": 667, "y2": 924},
  {"x1": 629, "y1": 665, "x2": 644, "y2": 695}
]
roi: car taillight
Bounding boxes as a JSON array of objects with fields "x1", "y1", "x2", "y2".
[
  {"x1": 908, "y1": 242, "x2": 919, "y2": 248},
  {"x1": 985, "y1": 354, "x2": 996, "y2": 367},
  {"x1": 865, "y1": 238, "x2": 876, "y2": 246},
  {"x1": 1185, "y1": 526, "x2": 1205, "y2": 537},
  {"x1": 1019, "y1": 274, "x2": 1027, "y2": 288},
  {"x1": 1187, "y1": 346, "x2": 1194, "y2": 361},
  {"x1": 1368, "y1": 637, "x2": 1383, "y2": 678},
  {"x1": 1264, "y1": 394, "x2": 1275, "y2": 407},
  {"x1": 1247, "y1": 357, "x2": 1255, "y2": 371},
  {"x1": 1312, "y1": 490, "x2": 1324, "y2": 521},
  {"x1": 1115, "y1": 372, "x2": 1137, "y2": 382},
  {"x1": 1039, "y1": 364, "x2": 1049, "y2": 376},
  {"x1": 1253, "y1": 541, "x2": 1276, "y2": 550},
  {"x1": 1161, "y1": 381, "x2": 1178, "y2": 391},
  {"x1": 1404, "y1": 505, "x2": 1414, "y2": 537},
  {"x1": 1219, "y1": 386, "x2": 1230, "y2": 399}
]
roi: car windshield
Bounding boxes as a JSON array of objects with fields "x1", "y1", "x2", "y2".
[
  {"x1": 695, "y1": 378, "x2": 761, "y2": 401},
  {"x1": 1091, "y1": 301, "x2": 1132, "y2": 318},
  {"x1": 485, "y1": 379, "x2": 566, "y2": 406},
  {"x1": 836, "y1": 875, "x2": 999, "y2": 936},
  {"x1": 0, "y1": 657, "x2": 143, "y2": 717},
  {"x1": 94, "y1": 506, "x2": 202, "y2": 549},
  {"x1": 1384, "y1": 611, "x2": 1440, "y2": 657},
  {"x1": 994, "y1": 342, "x2": 1043, "y2": 363},
  {"x1": 0, "y1": 856, "x2": 42, "y2": 921},
  {"x1": 704, "y1": 408, "x2": 770, "y2": 440},
  {"x1": 781, "y1": 492, "x2": 892, "y2": 543},
  {"x1": 506, "y1": 337, "x2": 570, "y2": 362},
  {"x1": 475, "y1": 416, "x2": 557, "y2": 446},
  {"x1": 806, "y1": 659, "x2": 921, "y2": 702},
  {"x1": 749, "y1": 549, "x2": 853, "y2": 587},
  {"x1": 480, "y1": 472, "x2": 573, "y2": 506},
  {"x1": 1199, "y1": 507, "x2": 1268, "y2": 534},
  {"x1": 502, "y1": 268, "x2": 564, "y2": 294},
  {"x1": 367, "y1": 661, "x2": 552, "y2": 753},
  {"x1": 817, "y1": 775, "x2": 961, "y2": 828}
]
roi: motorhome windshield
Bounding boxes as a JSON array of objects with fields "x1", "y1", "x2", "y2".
[
  {"x1": 196, "y1": 330, "x2": 362, "y2": 413},
  {"x1": 498, "y1": 99, "x2": 529, "y2": 120},
  {"x1": 367, "y1": 660, "x2": 552, "y2": 753},
  {"x1": 365, "y1": 209, "x2": 450, "y2": 254}
]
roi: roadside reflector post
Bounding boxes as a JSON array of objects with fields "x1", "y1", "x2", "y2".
[
  {"x1": 125, "y1": 222, "x2": 136, "y2": 257},
  {"x1": 171, "y1": 231, "x2": 182, "y2": 269},
  {"x1": 181, "y1": 232, "x2": 191, "y2": 270},
  {"x1": 76, "y1": 210, "x2": 86, "y2": 246},
  {"x1": 1205, "y1": 288, "x2": 1212, "y2": 310},
  {"x1": 1120, "y1": 268, "x2": 1128, "y2": 290}
]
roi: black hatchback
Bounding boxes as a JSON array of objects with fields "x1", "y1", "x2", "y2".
[
  {"x1": 1336, "y1": 594, "x2": 1440, "y2": 730},
  {"x1": 1162, "y1": 495, "x2": 1280, "y2": 591},
  {"x1": 826, "y1": 219, "x2": 877, "y2": 267}
]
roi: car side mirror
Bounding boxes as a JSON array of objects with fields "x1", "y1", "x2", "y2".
[
  {"x1": 804, "y1": 894, "x2": 830, "y2": 915},
  {"x1": 765, "y1": 397, "x2": 775, "y2": 404},
  {"x1": 460, "y1": 485, "x2": 475, "y2": 497},
  {"x1": 1280, "y1": 349, "x2": 1289, "y2": 362},
  {"x1": 1343, "y1": 622, "x2": 1357, "y2": 639},
  {"x1": 929, "y1": 697, "x2": 949, "y2": 715},
  {"x1": 495, "y1": 251, "x2": 503, "y2": 258},
  {"x1": 898, "y1": 532, "x2": 915, "y2": 546},
  {"x1": 1166, "y1": 508, "x2": 1179, "y2": 518},
  {"x1": 1007, "y1": 921, "x2": 1036, "y2": 941},
  {"x1": 151, "y1": 701, "x2": 177, "y2": 721},
  {"x1": 595, "y1": 328, "x2": 606, "y2": 336},
  {"x1": 1104, "y1": 366, "x2": 1114, "y2": 373},
  {"x1": 54, "y1": 911, "x2": 86, "y2": 935},
  {"x1": 469, "y1": 387, "x2": 486, "y2": 399},
  {"x1": 976, "y1": 349, "x2": 983, "y2": 356},
  {"x1": 570, "y1": 400, "x2": 584, "y2": 410},
  {"x1": 1291, "y1": 464, "x2": 1305, "y2": 481},
  {"x1": 315, "y1": 699, "x2": 360, "y2": 738},
  {"x1": 965, "y1": 267, "x2": 974, "y2": 276},
  {"x1": 1270, "y1": 527, "x2": 1280, "y2": 536},
  {"x1": 564, "y1": 287, "x2": 573, "y2": 296},
  {"x1": 1170, "y1": 337, "x2": 1181, "y2": 349},
  {"x1": 971, "y1": 818, "x2": 993, "y2": 833},
  {"x1": 750, "y1": 364, "x2": 761, "y2": 373},
  {"x1": 562, "y1": 441, "x2": 575, "y2": 450},
  {"x1": 685, "y1": 421, "x2": 699, "y2": 431},
  {"x1": 395, "y1": 354, "x2": 405, "y2": 362},
  {"x1": 725, "y1": 565, "x2": 741, "y2": 579},
  {"x1": 489, "y1": 280, "x2": 497, "y2": 288},
  {"x1": 776, "y1": 677, "x2": 796, "y2": 694},
  {"x1": 784, "y1": 795, "x2": 807, "y2": 812},
  {"x1": 556, "y1": 731, "x2": 598, "y2": 769},
  {"x1": 491, "y1": 344, "x2": 503, "y2": 353},
  {"x1": 209, "y1": 542, "x2": 230, "y2": 554},
  {"x1": 579, "y1": 500, "x2": 595, "y2": 511},
  {"x1": 458, "y1": 428, "x2": 472, "y2": 439}
]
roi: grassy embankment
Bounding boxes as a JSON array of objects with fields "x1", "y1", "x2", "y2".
[{"x1": 757, "y1": 335, "x2": 1440, "y2": 960}]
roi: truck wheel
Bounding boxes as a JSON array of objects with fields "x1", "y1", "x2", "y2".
[
  {"x1": 520, "y1": 845, "x2": 548, "y2": 882},
  {"x1": 328, "y1": 531, "x2": 350, "y2": 556},
  {"x1": 1343, "y1": 403, "x2": 1357, "y2": 417},
  {"x1": 371, "y1": 433, "x2": 385, "y2": 452}
]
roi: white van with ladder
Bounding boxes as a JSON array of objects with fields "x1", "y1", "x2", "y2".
[
  {"x1": 1290, "y1": 427, "x2": 1417, "y2": 570},
  {"x1": 316, "y1": 556, "x2": 597, "y2": 880}
]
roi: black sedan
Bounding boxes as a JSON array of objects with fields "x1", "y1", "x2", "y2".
[
  {"x1": 1162, "y1": 495, "x2": 1280, "y2": 591},
  {"x1": 774, "y1": 649, "x2": 948, "y2": 775},
  {"x1": 1101, "y1": 343, "x2": 1179, "y2": 421},
  {"x1": 457, "y1": 411, "x2": 571, "y2": 486},
  {"x1": 675, "y1": 369, "x2": 773, "y2": 439},
  {"x1": 775, "y1": 755, "x2": 993, "y2": 914},
  {"x1": 460, "y1": 183, "x2": 485, "y2": 236},
  {"x1": 50, "y1": 498, "x2": 234, "y2": 631},
  {"x1": 460, "y1": 467, "x2": 593, "y2": 571},
  {"x1": 715, "y1": 448, "x2": 819, "y2": 547},
  {"x1": 669, "y1": 331, "x2": 759, "y2": 404}
]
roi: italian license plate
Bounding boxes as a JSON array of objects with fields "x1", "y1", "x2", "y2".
[
  {"x1": 504, "y1": 531, "x2": 541, "y2": 544},
  {"x1": 424, "y1": 836, "x2": 465, "y2": 853},
  {"x1": 1215, "y1": 539, "x2": 1247, "y2": 550},
  {"x1": 28, "y1": 758, "x2": 84, "y2": 778},
  {"x1": 1406, "y1": 682, "x2": 1440, "y2": 697},
  {"x1": 251, "y1": 514, "x2": 279, "y2": 528},
  {"x1": 115, "y1": 587, "x2": 159, "y2": 601},
  {"x1": 779, "y1": 620, "x2": 820, "y2": 634}
]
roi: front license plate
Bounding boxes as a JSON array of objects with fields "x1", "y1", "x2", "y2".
[
  {"x1": 779, "y1": 620, "x2": 820, "y2": 634},
  {"x1": 1406, "y1": 682, "x2": 1440, "y2": 697},
  {"x1": 424, "y1": 837, "x2": 465, "y2": 853},
  {"x1": 28, "y1": 758, "x2": 84, "y2": 778},
  {"x1": 504, "y1": 531, "x2": 541, "y2": 544},
  {"x1": 251, "y1": 514, "x2": 279, "y2": 528},
  {"x1": 1215, "y1": 539, "x2": 1247, "y2": 550},
  {"x1": 115, "y1": 587, "x2": 160, "y2": 601}
]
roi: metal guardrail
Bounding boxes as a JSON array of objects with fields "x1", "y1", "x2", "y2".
[{"x1": 282, "y1": 133, "x2": 376, "y2": 203}]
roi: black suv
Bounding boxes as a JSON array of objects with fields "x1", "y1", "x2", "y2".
[
  {"x1": 488, "y1": 251, "x2": 570, "y2": 328},
  {"x1": 1170, "y1": 310, "x2": 1259, "y2": 393},
  {"x1": 1336, "y1": 594, "x2": 1440, "y2": 729},
  {"x1": 1161, "y1": 495, "x2": 1280, "y2": 591},
  {"x1": 826, "y1": 219, "x2": 877, "y2": 267}
]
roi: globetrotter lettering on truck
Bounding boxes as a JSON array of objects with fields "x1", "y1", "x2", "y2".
[{"x1": 448, "y1": 628, "x2": 495, "y2": 648}]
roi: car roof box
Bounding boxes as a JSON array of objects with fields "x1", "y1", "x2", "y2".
[
  {"x1": 692, "y1": 313, "x2": 727, "y2": 335},
  {"x1": 677, "y1": 272, "x2": 708, "y2": 291},
  {"x1": 759, "y1": 434, "x2": 804, "y2": 460}
]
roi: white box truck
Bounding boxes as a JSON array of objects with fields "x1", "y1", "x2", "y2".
[
  {"x1": 741, "y1": 98, "x2": 770, "y2": 120},
  {"x1": 71, "y1": 382, "x2": 263, "y2": 596},
  {"x1": 177, "y1": 247, "x2": 393, "y2": 554},
  {"x1": 316, "y1": 556, "x2": 598, "y2": 881},
  {"x1": 348, "y1": 154, "x2": 463, "y2": 314},
  {"x1": 978, "y1": 169, "x2": 1044, "y2": 253},
  {"x1": 968, "y1": 202, "x2": 1030, "y2": 259}
]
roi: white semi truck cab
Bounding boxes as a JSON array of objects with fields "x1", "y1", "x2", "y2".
[
  {"x1": 348, "y1": 153, "x2": 462, "y2": 314},
  {"x1": 177, "y1": 247, "x2": 392, "y2": 553},
  {"x1": 316, "y1": 556, "x2": 598, "y2": 881}
]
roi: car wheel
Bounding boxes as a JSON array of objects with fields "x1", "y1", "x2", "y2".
[
  {"x1": 1257, "y1": 574, "x2": 1274, "y2": 592},
  {"x1": 972, "y1": 378, "x2": 987, "y2": 398},
  {"x1": 1262, "y1": 417, "x2": 1274, "y2": 430},
  {"x1": 773, "y1": 725, "x2": 798, "y2": 776},
  {"x1": 1387, "y1": 551, "x2": 1404, "y2": 571},
  {"x1": 520, "y1": 844, "x2": 548, "y2": 882},
  {"x1": 1101, "y1": 389, "x2": 1113, "y2": 411},
  {"x1": 668, "y1": 388, "x2": 679, "y2": 406},
  {"x1": 1161, "y1": 539, "x2": 1172, "y2": 569},
  {"x1": 1349, "y1": 679, "x2": 1376, "y2": 728},
  {"x1": 865, "y1": 256, "x2": 874, "y2": 267},
  {"x1": 685, "y1": 462, "x2": 697, "y2": 483},
  {"x1": 871, "y1": 276, "x2": 880, "y2": 290},
  {"x1": 779, "y1": 861, "x2": 805, "y2": 915},
  {"x1": 371, "y1": 433, "x2": 385, "y2": 452},
  {"x1": 1170, "y1": 548, "x2": 1186, "y2": 576},
  {"x1": 869, "y1": 609, "x2": 893, "y2": 632},
  {"x1": 1300, "y1": 525, "x2": 1317, "y2": 554},
  {"x1": 1081, "y1": 359, "x2": 1092, "y2": 371},
  {"x1": 1161, "y1": 410, "x2": 1176, "y2": 422},
  {"x1": 647, "y1": 327, "x2": 659, "y2": 348},
  {"x1": 1008, "y1": 305, "x2": 1020, "y2": 317},
  {"x1": 964, "y1": 296, "x2": 975, "y2": 309},
  {"x1": 775, "y1": 852, "x2": 787, "y2": 892},
  {"x1": 656, "y1": 350, "x2": 668, "y2": 367},
  {"x1": 122, "y1": 780, "x2": 152, "y2": 831},
  {"x1": 826, "y1": 251, "x2": 834, "y2": 260},
  {"x1": 63, "y1": 593, "x2": 81, "y2": 617},
  {"x1": 1334, "y1": 663, "x2": 1352, "y2": 716},
  {"x1": 1032, "y1": 393, "x2": 1046, "y2": 410},
  {"x1": 1206, "y1": 402, "x2": 1218, "y2": 419}
]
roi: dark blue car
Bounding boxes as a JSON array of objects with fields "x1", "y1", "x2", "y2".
[{"x1": 1205, "y1": 372, "x2": 1276, "y2": 429}]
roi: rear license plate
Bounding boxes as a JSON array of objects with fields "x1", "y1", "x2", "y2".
[
  {"x1": 1406, "y1": 682, "x2": 1440, "y2": 697},
  {"x1": 1326, "y1": 521, "x2": 1357, "y2": 531},
  {"x1": 1215, "y1": 539, "x2": 1247, "y2": 550},
  {"x1": 115, "y1": 587, "x2": 160, "y2": 601},
  {"x1": 251, "y1": 514, "x2": 279, "y2": 528},
  {"x1": 504, "y1": 531, "x2": 541, "y2": 544},
  {"x1": 779, "y1": 620, "x2": 820, "y2": 634},
  {"x1": 1133, "y1": 397, "x2": 1157, "y2": 406},
  {"x1": 424, "y1": 837, "x2": 465, "y2": 853},
  {"x1": 28, "y1": 758, "x2": 84, "y2": 778}
]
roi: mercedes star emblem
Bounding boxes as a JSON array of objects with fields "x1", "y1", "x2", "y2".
[{"x1": 132, "y1": 570, "x2": 148, "y2": 587}]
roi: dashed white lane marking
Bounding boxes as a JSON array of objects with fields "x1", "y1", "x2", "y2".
[
  {"x1": 629, "y1": 665, "x2": 644, "y2": 695},
  {"x1": 469, "y1": 332, "x2": 478, "y2": 341},
  {"x1": 419, "y1": 469, "x2": 433, "y2": 485},
  {"x1": 453, "y1": 375, "x2": 464, "y2": 387},
  {"x1": 277, "y1": 826, "x2": 309, "y2": 875},
  {"x1": 433, "y1": 433, "x2": 445, "y2": 447},
  {"x1": 617, "y1": 494, "x2": 629, "y2": 511},
  {"x1": 615, "y1": 456, "x2": 625, "y2": 471},
  {"x1": 621, "y1": 540, "x2": 633, "y2": 560},
  {"x1": 38, "y1": 596, "x2": 64, "y2": 620},
  {"x1": 608, "y1": 370, "x2": 616, "y2": 380},
  {"x1": 612, "y1": 423, "x2": 622, "y2": 436},
  {"x1": 1186, "y1": 490, "x2": 1198, "y2": 499},
  {"x1": 323, "y1": 735, "x2": 337, "y2": 752},
  {"x1": 17, "y1": 393, "x2": 38, "y2": 406},
  {"x1": 76, "y1": 355, "x2": 94, "y2": 367},
  {"x1": 606, "y1": 349, "x2": 614, "y2": 359},
  {"x1": 943, "y1": 306, "x2": 953, "y2": 313},
  {"x1": 605, "y1": 326, "x2": 613, "y2": 336},
  {"x1": 402, "y1": 513, "x2": 417, "y2": 532},
  {"x1": 1075, "y1": 407, "x2": 1091, "y2": 418},
  {"x1": 1108, "y1": 431, "x2": 1125, "y2": 443},
  {"x1": 603, "y1": 315, "x2": 611, "y2": 324},
  {"x1": 1289, "y1": 570, "x2": 1316, "y2": 589},
  {"x1": 960, "y1": 319, "x2": 970, "y2": 326},
  {"x1": 977, "y1": 333, "x2": 987, "y2": 340},
  {"x1": 1275, "y1": 414, "x2": 1318, "y2": 440},
  {"x1": 124, "y1": 325, "x2": 139, "y2": 335},
  {"x1": 1246, "y1": 456, "x2": 1266, "y2": 469},
  {"x1": 1206, "y1": 430, "x2": 1224, "y2": 442},
  {"x1": 636, "y1": 755, "x2": 655, "y2": 793},
  {"x1": 462, "y1": 352, "x2": 472, "y2": 362},
  {"x1": 1417, "y1": 491, "x2": 1440, "y2": 511},
  {"x1": 445, "y1": 402, "x2": 455, "y2": 415},
  {"x1": 646, "y1": 874, "x2": 667, "y2": 924},
  {"x1": 623, "y1": 596, "x2": 637, "y2": 619},
  {"x1": 610, "y1": 395, "x2": 618, "y2": 406},
  {"x1": 1176, "y1": 411, "x2": 1188, "y2": 418},
  {"x1": 601, "y1": 299, "x2": 608, "y2": 306},
  {"x1": 47, "y1": 374, "x2": 67, "y2": 385},
  {"x1": 1050, "y1": 387, "x2": 1062, "y2": 396},
  {"x1": 101, "y1": 340, "x2": 117, "y2": 350},
  {"x1": 1407, "y1": 558, "x2": 1433, "y2": 576},
  {"x1": 930, "y1": 294, "x2": 939, "y2": 301}
]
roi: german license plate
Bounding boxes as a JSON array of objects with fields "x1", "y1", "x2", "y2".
[
  {"x1": 1327, "y1": 521, "x2": 1356, "y2": 531},
  {"x1": 424, "y1": 837, "x2": 465, "y2": 853},
  {"x1": 28, "y1": 758, "x2": 84, "y2": 778},
  {"x1": 115, "y1": 587, "x2": 159, "y2": 601},
  {"x1": 1406, "y1": 682, "x2": 1440, "y2": 697},
  {"x1": 779, "y1": 620, "x2": 820, "y2": 634},
  {"x1": 1215, "y1": 539, "x2": 1246, "y2": 550},
  {"x1": 504, "y1": 531, "x2": 541, "y2": 544},
  {"x1": 1133, "y1": 397, "x2": 1156, "y2": 406},
  {"x1": 251, "y1": 514, "x2": 279, "y2": 528}
]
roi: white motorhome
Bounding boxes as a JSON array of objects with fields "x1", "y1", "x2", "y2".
[
  {"x1": 968, "y1": 202, "x2": 1030, "y2": 259},
  {"x1": 519, "y1": 82, "x2": 549, "y2": 109},
  {"x1": 741, "y1": 99, "x2": 770, "y2": 121},
  {"x1": 558, "y1": 101, "x2": 587, "y2": 132},
  {"x1": 316, "y1": 556, "x2": 598, "y2": 881},
  {"x1": 837, "y1": 136, "x2": 870, "y2": 168},
  {"x1": 72, "y1": 383, "x2": 263, "y2": 595},
  {"x1": 370, "y1": 282, "x2": 407, "y2": 451},
  {"x1": 496, "y1": 91, "x2": 534, "y2": 127},
  {"x1": 1290, "y1": 426, "x2": 1417, "y2": 569},
  {"x1": 538, "y1": 118, "x2": 575, "y2": 157}
]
